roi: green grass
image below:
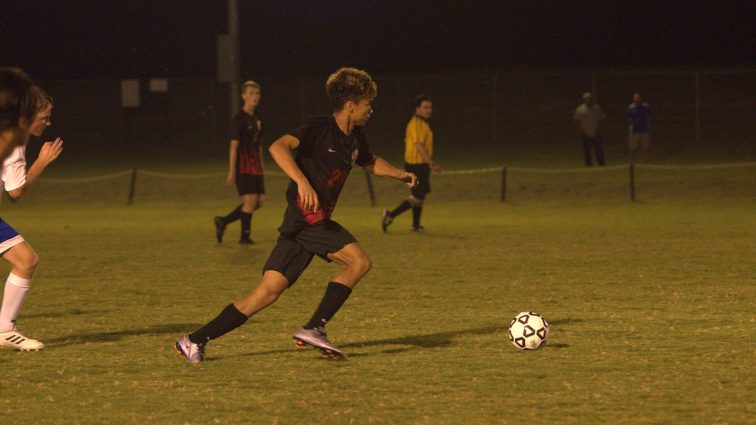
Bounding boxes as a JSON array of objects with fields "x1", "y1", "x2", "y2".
[{"x1": 0, "y1": 162, "x2": 754, "y2": 424}]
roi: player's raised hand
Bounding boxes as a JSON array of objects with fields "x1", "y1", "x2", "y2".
[
  {"x1": 401, "y1": 171, "x2": 418, "y2": 188},
  {"x1": 38, "y1": 137, "x2": 63, "y2": 164},
  {"x1": 298, "y1": 181, "x2": 320, "y2": 212}
]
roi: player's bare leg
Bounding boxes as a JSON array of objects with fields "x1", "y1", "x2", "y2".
[
  {"x1": 293, "y1": 243, "x2": 371, "y2": 359},
  {"x1": 176, "y1": 270, "x2": 289, "y2": 364},
  {"x1": 0, "y1": 242, "x2": 43, "y2": 351},
  {"x1": 233, "y1": 270, "x2": 289, "y2": 316}
]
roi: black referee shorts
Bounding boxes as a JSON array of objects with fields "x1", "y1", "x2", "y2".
[
  {"x1": 405, "y1": 163, "x2": 431, "y2": 199},
  {"x1": 236, "y1": 174, "x2": 265, "y2": 196},
  {"x1": 262, "y1": 221, "x2": 358, "y2": 286}
]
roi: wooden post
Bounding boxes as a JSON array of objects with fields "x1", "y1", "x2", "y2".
[
  {"x1": 364, "y1": 170, "x2": 376, "y2": 206},
  {"x1": 128, "y1": 168, "x2": 138, "y2": 205},
  {"x1": 629, "y1": 163, "x2": 636, "y2": 202},
  {"x1": 500, "y1": 166, "x2": 507, "y2": 202}
]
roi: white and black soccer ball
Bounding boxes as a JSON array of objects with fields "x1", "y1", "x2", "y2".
[{"x1": 508, "y1": 312, "x2": 549, "y2": 350}]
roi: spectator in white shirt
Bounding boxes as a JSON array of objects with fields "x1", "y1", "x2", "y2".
[{"x1": 573, "y1": 92, "x2": 606, "y2": 166}]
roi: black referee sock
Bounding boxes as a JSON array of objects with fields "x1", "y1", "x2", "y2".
[
  {"x1": 222, "y1": 205, "x2": 243, "y2": 224},
  {"x1": 240, "y1": 212, "x2": 252, "y2": 240},
  {"x1": 304, "y1": 282, "x2": 353, "y2": 329},
  {"x1": 389, "y1": 200, "x2": 412, "y2": 218},
  {"x1": 412, "y1": 206, "x2": 423, "y2": 228},
  {"x1": 189, "y1": 304, "x2": 249, "y2": 344}
]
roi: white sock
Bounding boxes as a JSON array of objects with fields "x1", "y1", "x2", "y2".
[{"x1": 0, "y1": 273, "x2": 31, "y2": 332}]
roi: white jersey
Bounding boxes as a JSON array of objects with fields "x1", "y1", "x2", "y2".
[
  {"x1": 573, "y1": 103, "x2": 606, "y2": 137},
  {"x1": 1, "y1": 146, "x2": 28, "y2": 192}
]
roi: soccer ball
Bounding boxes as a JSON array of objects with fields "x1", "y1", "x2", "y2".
[{"x1": 508, "y1": 312, "x2": 549, "y2": 350}]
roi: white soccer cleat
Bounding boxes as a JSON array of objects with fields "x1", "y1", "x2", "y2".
[{"x1": 0, "y1": 327, "x2": 45, "y2": 351}]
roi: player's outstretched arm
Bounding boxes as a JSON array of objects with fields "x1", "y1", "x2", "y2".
[
  {"x1": 7, "y1": 137, "x2": 63, "y2": 201},
  {"x1": 364, "y1": 156, "x2": 418, "y2": 188},
  {"x1": 269, "y1": 135, "x2": 319, "y2": 212}
]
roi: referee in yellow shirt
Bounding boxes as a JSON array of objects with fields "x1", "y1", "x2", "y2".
[{"x1": 382, "y1": 95, "x2": 442, "y2": 232}]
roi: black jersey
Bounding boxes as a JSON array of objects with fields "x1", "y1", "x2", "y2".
[
  {"x1": 278, "y1": 116, "x2": 376, "y2": 236},
  {"x1": 231, "y1": 110, "x2": 263, "y2": 175}
]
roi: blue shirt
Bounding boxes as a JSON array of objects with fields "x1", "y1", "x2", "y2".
[{"x1": 626, "y1": 102, "x2": 651, "y2": 133}]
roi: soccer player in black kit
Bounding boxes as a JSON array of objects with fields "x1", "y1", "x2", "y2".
[
  {"x1": 214, "y1": 81, "x2": 265, "y2": 244},
  {"x1": 176, "y1": 68, "x2": 418, "y2": 363}
]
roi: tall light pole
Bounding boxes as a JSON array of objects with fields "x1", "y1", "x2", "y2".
[
  {"x1": 218, "y1": 0, "x2": 240, "y2": 119},
  {"x1": 228, "y1": 0, "x2": 240, "y2": 117}
]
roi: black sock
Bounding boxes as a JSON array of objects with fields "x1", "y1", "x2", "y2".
[
  {"x1": 240, "y1": 212, "x2": 252, "y2": 240},
  {"x1": 222, "y1": 205, "x2": 243, "y2": 224},
  {"x1": 412, "y1": 206, "x2": 423, "y2": 228},
  {"x1": 189, "y1": 304, "x2": 249, "y2": 344},
  {"x1": 304, "y1": 282, "x2": 353, "y2": 329},
  {"x1": 389, "y1": 200, "x2": 412, "y2": 218}
]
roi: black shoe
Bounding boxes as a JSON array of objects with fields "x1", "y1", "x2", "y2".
[
  {"x1": 381, "y1": 209, "x2": 393, "y2": 233},
  {"x1": 239, "y1": 238, "x2": 255, "y2": 245},
  {"x1": 410, "y1": 225, "x2": 425, "y2": 233},
  {"x1": 214, "y1": 217, "x2": 226, "y2": 243}
]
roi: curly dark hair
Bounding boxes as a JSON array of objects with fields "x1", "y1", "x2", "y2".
[
  {"x1": 325, "y1": 67, "x2": 377, "y2": 111},
  {"x1": 0, "y1": 68, "x2": 36, "y2": 132}
]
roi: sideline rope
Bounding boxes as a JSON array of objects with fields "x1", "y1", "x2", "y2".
[
  {"x1": 38, "y1": 169, "x2": 134, "y2": 183},
  {"x1": 138, "y1": 169, "x2": 288, "y2": 178},
  {"x1": 37, "y1": 161, "x2": 754, "y2": 184},
  {"x1": 635, "y1": 161, "x2": 756, "y2": 171}
]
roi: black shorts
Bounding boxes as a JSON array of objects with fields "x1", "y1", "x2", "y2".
[
  {"x1": 236, "y1": 174, "x2": 265, "y2": 196},
  {"x1": 405, "y1": 163, "x2": 430, "y2": 198},
  {"x1": 262, "y1": 220, "x2": 358, "y2": 285}
]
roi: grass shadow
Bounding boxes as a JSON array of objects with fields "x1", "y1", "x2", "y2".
[
  {"x1": 21, "y1": 308, "x2": 111, "y2": 319},
  {"x1": 45, "y1": 323, "x2": 201, "y2": 348},
  {"x1": 226, "y1": 324, "x2": 503, "y2": 360}
]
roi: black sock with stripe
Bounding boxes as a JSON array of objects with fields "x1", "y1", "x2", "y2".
[{"x1": 189, "y1": 304, "x2": 248, "y2": 344}]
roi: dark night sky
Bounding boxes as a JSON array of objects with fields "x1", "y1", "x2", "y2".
[{"x1": 2, "y1": 0, "x2": 754, "y2": 80}]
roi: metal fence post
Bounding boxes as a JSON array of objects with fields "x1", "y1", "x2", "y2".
[
  {"x1": 128, "y1": 168, "x2": 138, "y2": 205},
  {"x1": 629, "y1": 163, "x2": 636, "y2": 202},
  {"x1": 501, "y1": 166, "x2": 507, "y2": 202}
]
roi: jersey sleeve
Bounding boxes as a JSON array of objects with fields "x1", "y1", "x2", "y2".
[
  {"x1": 354, "y1": 127, "x2": 375, "y2": 167},
  {"x1": 230, "y1": 114, "x2": 242, "y2": 141},
  {"x1": 1, "y1": 149, "x2": 27, "y2": 192},
  {"x1": 573, "y1": 106, "x2": 581, "y2": 120}
]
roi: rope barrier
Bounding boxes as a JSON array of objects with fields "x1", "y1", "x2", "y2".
[
  {"x1": 38, "y1": 169, "x2": 134, "y2": 183},
  {"x1": 635, "y1": 161, "x2": 756, "y2": 171},
  {"x1": 36, "y1": 161, "x2": 753, "y2": 184}
]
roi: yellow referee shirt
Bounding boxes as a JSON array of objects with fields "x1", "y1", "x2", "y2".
[{"x1": 404, "y1": 115, "x2": 433, "y2": 164}]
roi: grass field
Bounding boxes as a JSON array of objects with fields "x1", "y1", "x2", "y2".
[{"x1": 0, "y1": 160, "x2": 754, "y2": 424}]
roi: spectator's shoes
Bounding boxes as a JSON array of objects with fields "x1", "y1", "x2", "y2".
[
  {"x1": 410, "y1": 226, "x2": 425, "y2": 233},
  {"x1": 214, "y1": 217, "x2": 226, "y2": 243},
  {"x1": 175, "y1": 335, "x2": 205, "y2": 364},
  {"x1": 292, "y1": 326, "x2": 345, "y2": 360},
  {"x1": 0, "y1": 327, "x2": 44, "y2": 351},
  {"x1": 381, "y1": 210, "x2": 393, "y2": 233}
]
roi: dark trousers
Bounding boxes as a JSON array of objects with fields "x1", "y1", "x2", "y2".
[{"x1": 582, "y1": 134, "x2": 605, "y2": 166}]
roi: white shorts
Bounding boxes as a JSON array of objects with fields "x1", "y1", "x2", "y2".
[
  {"x1": 628, "y1": 132, "x2": 650, "y2": 150},
  {"x1": 0, "y1": 220, "x2": 24, "y2": 255}
]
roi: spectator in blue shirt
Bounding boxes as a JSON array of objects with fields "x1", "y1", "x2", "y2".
[{"x1": 626, "y1": 92, "x2": 651, "y2": 162}]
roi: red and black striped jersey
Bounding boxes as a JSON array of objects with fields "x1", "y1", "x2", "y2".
[
  {"x1": 278, "y1": 116, "x2": 375, "y2": 236},
  {"x1": 230, "y1": 110, "x2": 263, "y2": 175}
]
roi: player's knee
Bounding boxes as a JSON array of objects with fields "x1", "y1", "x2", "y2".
[
  {"x1": 351, "y1": 254, "x2": 372, "y2": 277},
  {"x1": 409, "y1": 196, "x2": 424, "y2": 207},
  {"x1": 19, "y1": 251, "x2": 39, "y2": 274},
  {"x1": 255, "y1": 197, "x2": 264, "y2": 209}
]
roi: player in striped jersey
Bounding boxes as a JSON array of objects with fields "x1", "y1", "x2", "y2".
[{"x1": 214, "y1": 81, "x2": 265, "y2": 245}]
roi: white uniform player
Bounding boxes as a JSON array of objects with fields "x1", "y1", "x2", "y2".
[{"x1": 0, "y1": 87, "x2": 62, "y2": 351}]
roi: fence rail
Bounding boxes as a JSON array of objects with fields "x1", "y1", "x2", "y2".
[{"x1": 27, "y1": 162, "x2": 755, "y2": 205}]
